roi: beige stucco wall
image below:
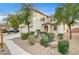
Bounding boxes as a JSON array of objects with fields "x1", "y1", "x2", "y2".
[
  {"x1": 31, "y1": 11, "x2": 48, "y2": 32},
  {"x1": 57, "y1": 23, "x2": 64, "y2": 33},
  {"x1": 19, "y1": 10, "x2": 48, "y2": 33},
  {"x1": 19, "y1": 24, "x2": 28, "y2": 33}
]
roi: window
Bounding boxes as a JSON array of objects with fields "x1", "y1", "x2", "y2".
[
  {"x1": 54, "y1": 24, "x2": 57, "y2": 30},
  {"x1": 41, "y1": 17, "x2": 45, "y2": 22}
]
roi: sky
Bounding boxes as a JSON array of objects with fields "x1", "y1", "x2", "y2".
[
  {"x1": 0, "y1": 3, "x2": 62, "y2": 15},
  {"x1": 0, "y1": 3, "x2": 21, "y2": 15},
  {"x1": 0, "y1": 3, "x2": 61, "y2": 22},
  {"x1": 32, "y1": 3, "x2": 61, "y2": 15}
]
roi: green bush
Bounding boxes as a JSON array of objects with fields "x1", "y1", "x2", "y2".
[
  {"x1": 58, "y1": 40, "x2": 69, "y2": 54},
  {"x1": 3, "y1": 30, "x2": 8, "y2": 33},
  {"x1": 40, "y1": 32, "x2": 55, "y2": 47},
  {"x1": 58, "y1": 33, "x2": 63, "y2": 39},
  {"x1": 29, "y1": 32, "x2": 35, "y2": 35},
  {"x1": 47, "y1": 33, "x2": 55, "y2": 42},
  {"x1": 21, "y1": 33, "x2": 29, "y2": 40},
  {"x1": 40, "y1": 33, "x2": 49, "y2": 47},
  {"x1": 28, "y1": 35, "x2": 36, "y2": 45},
  {"x1": 36, "y1": 30, "x2": 40, "y2": 37},
  {"x1": 40, "y1": 32, "x2": 47, "y2": 38}
]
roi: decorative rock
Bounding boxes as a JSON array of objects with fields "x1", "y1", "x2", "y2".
[
  {"x1": 50, "y1": 41, "x2": 58, "y2": 48},
  {"x1": 50, "y1": 50, "x2": 54, "y2": 54}
]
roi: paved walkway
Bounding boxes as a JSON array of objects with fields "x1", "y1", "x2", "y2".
[
  {"x1": 3, "y1": 33, "x2": 20, "y2": 42},
  {"x1": 5, "y1": 40, "x2": 31, "y2": 55}
]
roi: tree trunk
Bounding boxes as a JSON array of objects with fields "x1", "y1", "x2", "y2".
[
  {"x1": 68, "y1": 26, "x2": 72, "y2": 39},
  {"x1": 0, "y1": 30, "x2": 3, "y2": 48},
  {"x1": 27, "y1": 25, "x2": 30, "y2": 33}
]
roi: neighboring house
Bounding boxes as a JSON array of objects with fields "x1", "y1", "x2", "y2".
[
  {"x1": 0, "y1": 23, "x2": 9, "y2": 30},
  {"x1": 66, "y1": 20, "x2": 79, "y2": 33}
]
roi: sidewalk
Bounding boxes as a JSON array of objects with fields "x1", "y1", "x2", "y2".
[
  {"x1": 5, "y1": 40, "x2": 31, "y2": 55},
  {"x1": 3, "y1": 33, "x2": 20, "y2": 42}
]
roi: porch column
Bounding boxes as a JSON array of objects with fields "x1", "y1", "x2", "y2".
[{"x1": 48, "y1": 25, "x2": 51, "y2": 33}]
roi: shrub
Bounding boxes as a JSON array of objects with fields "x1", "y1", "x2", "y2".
[
  {"x1": 21, "y1": 33, "x2": 29, "y2": 40},
  {"x1": 3, "y1": 30, "x2": 8, "y2": 33},
  {"x1": 58, "y1": 33, "x2": 63, "y2": 39},
  {"x1": 36, "y1": 30, "x2": 40, "y2": 36},
  {"x1": 58, "y1": 40, "x2": 69, "y2": 54},
  {"x1": 29, "y1": 32, "x2": 35, "y2": 35},
  {"x1": 47, "y1": 33, "x2": 55, "y2": 42},
  {"x1": 28, "y1": 35, "x2": 36, "y2": 45},
  {"x1": 40, "y1": 33, "x2": 49, "y2": 47},
  {"x1": 40, "y1": 32, "x2": 47, "y2": 38}
]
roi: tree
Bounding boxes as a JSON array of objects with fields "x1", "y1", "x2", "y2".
[
  {"x1": 7, "y1": 15, "x2": 19, "y2": 30},
  {"x1": 54, "y1": 3, "x2": 79, "y2": 39},
  {"x1": 19, "y1": 3, "x2": 32, "y2": 33},
  {"x1": 0, "y1": 29, "x2": 3, "y2": 49}
]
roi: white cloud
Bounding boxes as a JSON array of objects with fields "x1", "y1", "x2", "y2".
[
  {"x1": 10, "y1": 12, "x2": 16, "y2": 15},
  {"x1": 0, "y1": 15, "x2": 8, "y2": 24}
]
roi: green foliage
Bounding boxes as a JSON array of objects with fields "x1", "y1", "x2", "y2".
[
  {"x1": 54, "y1": 4, "x2": 79, "y2": 39},
  {"x1": 40, "y1": 32, "x2": 55, "y2": 47},
  {"x1": 40, "y1": 36, "x2": 49, "y2": 47},
  {"x1": 40, "y1": 32, "x2": 47, "y2": 38},
  {"x1": 28, "y1": 35, "x2": 36, "y2": 45},
  {"x1": 40, "y1": 33, "x2": 50, "y2": 47},
  {"x1": 58, "y1": 40, "x2": 69, "y2": 54},
  {"x1": 47, "y1": 33, "x2": 55, "y2": 42},
  {"x1": 36, "y1": 30, "x2": 40, "y2": 37},
  {"x1": 29, "y1": 32, "x2": 35, "y2": 35},
  {"x1": 3, "y1": 30, "x2": 8, "y2": 33},
  {"x1": 58, "y1": 33, "x2": 64, "y2": 39},
  {"x1": 7, "y1": 15, "x2": 19, "y2": 30},
  {"x1": 21, "y1": 33, "x2": 29, "y2": 40},
  {"x1": 19, "y1": 4, "x2": 32, "y2": 33},
  {"x1": 54, "y1": 4, "x2": 79, "y2": 25}
]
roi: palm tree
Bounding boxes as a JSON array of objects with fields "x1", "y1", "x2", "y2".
[
  {"x1": 19, "y1": 3, "x2": 32, "y2": 33},
  {"x1": 54, "y1": 3, "x2": 79, "y2": 39}
]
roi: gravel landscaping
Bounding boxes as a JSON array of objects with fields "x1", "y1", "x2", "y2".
[
  {"x1": 12, "y1": 33, "x2": 79, "y2": 55},
  {"x1": 64, "y1": 33, "x2": 79, "y2": 55},
  {"x1": 51, "y1": 33, "x2": 79, "y2": 55},
  {"x1": 0, "y1": 43, "x2": 11, "y2": 55},
  {"x1": 13, "y1": 38, "x2": 55, "y2": 55}
]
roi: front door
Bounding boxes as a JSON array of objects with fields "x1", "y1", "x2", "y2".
[{"x1": 44, "y1": 26, "x2": 48, "y2": 32}]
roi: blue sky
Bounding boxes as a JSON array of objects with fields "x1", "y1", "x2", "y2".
[
  {"x1": 0, "y1": 3, "x2": 21, "y2": 15},
  {"x1": 32, "y1": 3, "x2": 61, "y2": 15},
  {"x1": 0, "y1": 3, "x2": 62, "y2": 16}
]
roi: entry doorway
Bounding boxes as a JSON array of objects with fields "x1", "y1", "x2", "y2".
[{"x1": 44, "y1": 26, "x2": 48, "y2": 32}]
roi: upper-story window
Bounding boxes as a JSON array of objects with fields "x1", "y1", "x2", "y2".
[
  {"x1": 54, "y1": 23, "x2": 57, "y2": 30},
  {"x1": 41, "y1": 17, "x2": 45, "y2": 22},
  {"x1": 50, "y1": 17, "x2": 53, "y2": 22}
]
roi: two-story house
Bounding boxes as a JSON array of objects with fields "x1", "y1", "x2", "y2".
[{"x1": 19, "y1": 7, "x2": 56, "y2": 33}]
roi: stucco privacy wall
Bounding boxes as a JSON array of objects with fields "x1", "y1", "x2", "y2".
[
  {"x1": 57, "y1": 23, "x2": 64, "y2": 33},
  {"x1": 19, "y1": 24, "x2": 28, "y2": 33}
]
